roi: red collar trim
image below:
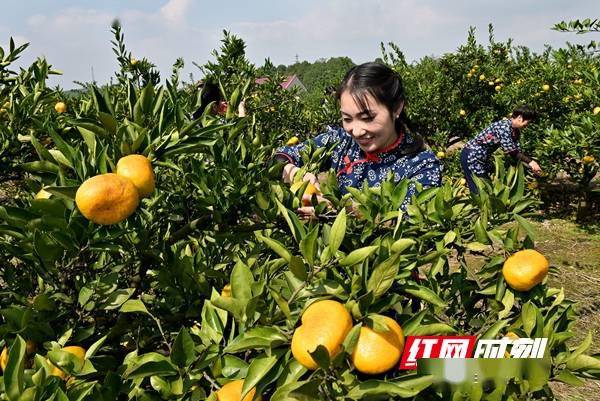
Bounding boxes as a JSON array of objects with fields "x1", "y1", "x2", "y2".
[
  {"x1": 337, "y1": 131, "x2": 405, "y2": 177},
  {"x1": 366, "y1": 131, "x2": 404, "y2": 157}
]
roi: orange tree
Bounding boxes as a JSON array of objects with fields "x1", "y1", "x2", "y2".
[
  {"x1": 0, "y1": 39, "x2": 64, "y2": 177},
  {"x1": 384, "y1": 24, "x2": 599, "y2": 210},
  {"x1": 0, "y1": 28, "x2": 599, "y2": 401}
]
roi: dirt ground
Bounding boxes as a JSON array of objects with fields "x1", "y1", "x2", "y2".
[{"x1": 532, "y1": 219, "x2": 600, "y2": 401}]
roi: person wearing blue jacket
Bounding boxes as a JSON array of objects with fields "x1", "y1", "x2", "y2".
[
  {"x1": 275, "y1": 62, "x2": 442, "y2": 216},
  {"x1": 461, "y1": 106, "x2": 542, "y2": 194}
]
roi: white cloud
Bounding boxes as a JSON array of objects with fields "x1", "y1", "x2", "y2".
[
  {"x1": 27, "y1": 8, "x2": 113, "y2": 32},
  {"x1": 159, "y1": 0, "x2": 192, "y2": 26},
  {"x1": 4, "y1": 0, "x2": 599, "y2": 88},
  {"x1": 234, "y1": 0, "x2": 464, "y2": 66}
]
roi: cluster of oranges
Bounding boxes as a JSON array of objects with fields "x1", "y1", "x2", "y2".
[
  {"x1": 75, "y1": 155, "x2": 155, "y2": 225},
  {"x1": 1, "y1": 342, "x2": 86, "y2": 381},
  {"x1": 291, "y1": 299, "x2": 405, "y2": 375}
]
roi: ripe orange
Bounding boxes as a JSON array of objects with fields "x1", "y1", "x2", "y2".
[
  {"x1": 542, "y1": 84, "x2": 550, "y2": 92},
  {"x1": 216, "y1": 379, "x2": 261, "y2": 401},
  {"x1": 0, "y1": 340, "x2": 37, "y2": 371},
  {"x1": 290, "y1": 181, "x2": 319, "y2": 195},
  {"x1": 286, "y1": 136, "x2": 300, "y2": 146},
  {"x1": 75, "y1": 173, "x2": 140, "y2": 225},
  {"x1": 436, "y1": 151, "x2": 445, "y2": 159},
  {"x1": 502, "y1": 249, "x2": 549, "y2": 291},
  {"x1": 291, "y1": 300, "x2": 352, "y2": 370},
  {"x1": 35, "y1": 188, "x2": 52, "y2": 199},
  {"x1": 0, "y1": 347, "x2": 7, "y2": 371},
  {"x1": 582, "y1": 155, "x2": 595, "y2": 164},
  {"x1": 116, "y1": 154, "x2": 155, "y2": 198},
  {"x1": 459, "y1": 109, "x2": 466, "y2": 117},
  {"x1": 593, "y1": 106, "x2": 600, "y2": 115},
  {"x1": 221, "y1": 284, "x2": 232, "y2": 297},
  {"x1": 351, "y1": 316, "x2": 404, "y2": 374},
  {"x1": 47, "y1": 345, "x2": 86, "y2": 380},
  {"x1": 54, "y1": 102, "x2": 67, "y2": 113},
  {"x1": 290, "y1": 181, "x2": 321, "y2": 206}
]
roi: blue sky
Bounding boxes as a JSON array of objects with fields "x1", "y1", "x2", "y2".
[{"x1": 2, "y1": 1, "x2": 598, "y2": 88}]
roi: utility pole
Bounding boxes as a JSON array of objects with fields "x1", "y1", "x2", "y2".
[{"x1": 295, "y1": 54, "x2": 299, "y2": 64}]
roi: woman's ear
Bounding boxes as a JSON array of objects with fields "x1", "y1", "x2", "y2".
[{"x1": 394, "y1": 101, "x2": 405, "y2": 119}]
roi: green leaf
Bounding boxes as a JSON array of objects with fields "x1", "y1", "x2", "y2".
[
  {"x1": 256, "y1": 232, "x2": 292, "y2": 262},
  {"x1": 522, "y1": 302, "x2": 537, "y2": 336},
  {"x1": 123, "y1": 353, "x2": 178, "y2": 379},
  {"x1": 480, "y1": 319, "x2": 508, "y2": 339},
  {"x1": 299, "y1": 225, "x2": 318, "y2": 266},
  {"x1": 85, "y1": 335, "x2": 107, "y2": 359},
  {"x1": 566, "y1": 354, "x2": 600, "y2": 371},
  {"x1": 555, "y1": 370, "x2": 585, "y2": 386},
  {"x1": 346, "y1": 375, "x2": 434, "y2": 399},
  {"x1": 171, "y1": 328, "x2": 196, "y2": 368},
  {"x1": 271, "y1": 380, "x2": 320, "y2": 401},
  {"x1": 231, "y1": 261, "x2": 254, "y2": 302},
  {"x1": 289, "y1": 256, "x2": 308, "y2": 281},
  {"x1": 100, "y1": 288, "x2": 135, "y2": 310},
  {"x1": 270, "y1": 289, "x2": 292, "y2": 321},
  {"x1": 498, "y1": 289, "x2": 514, "y2": 319},
  {"x1": 4, "y1": 336, "x2": 26, "y2": 401},
  {"x1": 328, "y1": 208, "x2": 347, "y2": 255},
  {"x1": 566, "y1": 331, "x2": 593, "y2": 364},
  {"x1": 404, "y1": 284, "x2": 446, "y2": 307},
  {"x1": 401, "y1": 310, "x2": 427, "y2": 336},
  {"x1": 308, "y1": 345, "x2": 330, "y2": 370},
  {"x1": 77, "y1": 127, "x2": 97, "y2": 159},
  {"x1": 514, "y1": 214, "x2": 536, "y2": 241},
  {"x1": 47, "y1": 348, "x2": 85, "y2": 375},
  {"x1": 474, "y1": 218, "x2": 490, "y2": 244},
  {"x1": 342, "y1": 323, "x2": 362, "y2": 355},
  {"x1": 224, "y1": 327, "x2": 287, "y2": 353},
  {"x1": 339, "y1": 245, "x2": 379, "y2": 266},
  {"x1": 466, "y1": 242, "x2": 489, "y2": 252},
  {"x1": 411, "y1": 323, "x2": 456, "y2": 335},
  {"x1": 390, "y1": 238, "x2": 416, "y2": 254},
  {"x1": 367, "y1": 254, "x2": 400, "y2": 299},
  {"x1": 45, "y1": 186, "x2": 78, "y2": 200},
  {"x1": 241, "y1": 354, "x2": 278, "y2": 400},
  {"x1": 98, "y1": 112, "x2": 117, "y2": 135},
  {"x1": 274, "y1": 199, "x2": 305, "y2": 242},
  {"x1": 21, "y1": 161, "x2": 59, "y2": 174},
  {"x1": 119, "y1": 299, "x2": 150, "y2": 315}
]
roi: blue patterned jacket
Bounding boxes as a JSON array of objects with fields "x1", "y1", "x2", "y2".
[{"x1": 275, "y1": 126, "x2": 442, "y2": 208}]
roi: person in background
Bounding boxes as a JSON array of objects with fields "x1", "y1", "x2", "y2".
[
  {"x1": 461, "y1": 105, "x2": 542, "y2": 194},
  {"x1": 274, "y1": 62, "x2": 442, "y2": 216},
  {"x1": 192, "y1": 81, "x2": 246, "y2": 120}
]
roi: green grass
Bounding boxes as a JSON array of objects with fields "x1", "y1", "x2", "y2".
[{"x1": 531, "y1": 219, "x2": 600, "y2": 401}]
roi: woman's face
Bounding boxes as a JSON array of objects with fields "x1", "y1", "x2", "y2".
[{"x1": 340, "y1": 91, "x2": 402, "y2": 153}]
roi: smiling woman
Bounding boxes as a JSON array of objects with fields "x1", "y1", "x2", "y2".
[{"x1": 275, "y1": 62, "x2": 442, "y2": 211}]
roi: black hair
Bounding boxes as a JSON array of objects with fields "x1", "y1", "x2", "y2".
[
  {"x1": 337, "y1": 62, "x2": 422, "y2": 152},
  {"x1": 192, "y1": 81, "x2": 222, "y2": 120},
  {"x1": 512, "y1": 105, "x2": 537, "y2": 122}
]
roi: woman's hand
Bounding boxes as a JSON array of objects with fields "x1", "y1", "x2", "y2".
[
  {"x1": 282, "y1": 164, "x2": 299, "y2": 183},
  {"x1": 238, "y1": 99, "x2": 247, "y2": 117},
  {"x1": 528, "y1": 160, "x2": 542, "y2": 176},
  {"x1": 282, "y1": 165, "x2": 321, "y2": 189},
  {"x1": 296, "y1": 193, "x2": 333, "y2": 220}
]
